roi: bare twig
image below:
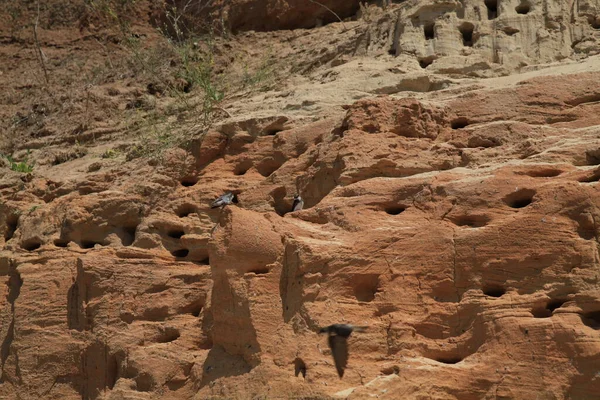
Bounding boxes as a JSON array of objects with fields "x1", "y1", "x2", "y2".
[
  {"x1": 308, "y1": 0, "x2": 346, "y2": 29},
  {"x1": 33, "y1": 0, "x2": 49, "y2": 84}
]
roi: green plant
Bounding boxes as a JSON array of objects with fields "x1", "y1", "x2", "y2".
[
  {"x1": 3, "y1": 150, "x2": 34, "y2": 173},
  {"x1": 101, "y1": 149, "x2": 120, "y2": 159}
]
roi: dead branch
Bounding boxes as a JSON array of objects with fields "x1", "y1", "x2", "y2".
[{"x1": 33, "y1": 0, "x2": 49, "y2": 84}]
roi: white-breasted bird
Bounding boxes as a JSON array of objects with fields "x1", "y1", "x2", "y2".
[{"x1": 291, "y1": 194, "x2": 304, "y2": 212}]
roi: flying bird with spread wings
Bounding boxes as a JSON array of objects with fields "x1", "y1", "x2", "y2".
[{"x1": 319, "y1": 323, "x2": 367, "y2": 378}]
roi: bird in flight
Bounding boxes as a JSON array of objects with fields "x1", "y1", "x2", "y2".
[
  {"x1": 211, "y1": 192, "x2": 238, "y2": 209},
  {"x1": 319, "y1": 324, "x2": 367, "y2": 378},
  {"x1": 291, "y1": 194, "x2": 304, "y2": 212}
]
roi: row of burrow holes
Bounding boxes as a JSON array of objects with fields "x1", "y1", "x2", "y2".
[
  {"x1": 6, "y1": 155, "x2": 600, "y2": 252},
  {"x1": 411, "y1": 0, "x2": 600, "y2": 68}
]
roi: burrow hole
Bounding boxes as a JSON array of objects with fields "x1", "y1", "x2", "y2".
[
  {"x1": 515, "y1": 1, "x2": 531, "y2": 14},
  {"x1": 581, "y1": 311, "x2": 600, "y2": 329},
  {"x1": 191, "y1": 303, "x2": 203, "y2": 317},
  {"x1": 234, "y1": 160, "x2": 253, "y2": 176},
  {"x1": 156, "y1": 327, "x2": 180, "y2": 343},
  {"x1": 450, "y1": 214, "x2": 491, "y2": 228},
  {"x1": 354, "y1": 275, "x2": 379, "y2": 302},
  {"x1": 585, "y1": 149, "x2": 600, "y2": 165},
  {"x1": 248, "y1": 267, "x2": 270, "y2": 275},
  {"x1": 171, "y1": 249, "x2": 189, "y2": 258},
  {"x1": 503, "y1": 27, "x2": 520, "y2": 35},
  {"x1": 436, "y1": 356, "x2": 463, "y2": 364},
  {"x1": 264, "y1": 128, "x2": 284, "y2": 136},
  {"x1": 176, "y1": 204, "x2": 197, "y2": 218},
  {"x1": 381, "y1": 365, "x2": 400, "y2": 375},
  {"x1": 424, "y1": 22, "x2": 435, "y2": 40},
  {"x1": 54, "y1": 239, "x2": 70, "y2": 247},
  {"x1": 167, "y1": 229, "x2": 185, "y2": 239},
  {"x1": 4, "y1": 214, "x2": 19, "y2": 241},
  {"x1": 256, "y1": 159, "x2": 284, "y2": 178},
  {"x1": 459, "y1": 22, "x2": 475, "y2": 47},
  {"x1": 418, "y1": 56, "x2": 435, "y2": 69},
  {"x1": 451, "y1": 117, "x2": 470, "y2": 129},
  {"x1": 503, "y1": 189, "x2": 535, "y2": 209},
  {"x1": 121, "y1": 226, "x2": 137, "y2": 246},
  {"x1": 195, "y1": 257, "x2": 210, "y2": 266},
  {"x1": 21, "y1": 239, "x2": 41, "y2": 251},
  {"x1": 484, "y1": 0, "x2": 498, "y2": 19},
  {"x1": 522, "y1": 168, "x2": 562, "y2": 178},
  {"x1": 385, "y1": 206, "x2": 406, "y2": 215},
  {"x1": 294, "y1": 357, "x2": 307, "y2": 379},
  {"x1": 180, "y1": 176, "x2": 198, "y2": 187},
  {"x1": 579, "y1": 170, "x2": 600, "y2": 183},
  {"x1": 589, "y1": 16, "x2": 600, "y2": 30},
  {"x1": 532, "y1": 299, "x2": 567, "y2": 318},
  {"x1": 482, "y1": 284, "x2": 506, "y2": 298},
  {"x1": 80, "y1": 240, "x2": 106, "y2": 249}
]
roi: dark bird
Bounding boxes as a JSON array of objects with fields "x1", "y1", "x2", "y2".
[
  {"x1": 211, "y1": 192, "x2": 238, "y2": 209},
  {"x1": 291, "y1": 194, "x2": 304, "y2": 212},
  {"x1": 318, "y1": 324, "x2": 367, "y2": 378}
]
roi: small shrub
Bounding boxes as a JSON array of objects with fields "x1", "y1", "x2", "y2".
[{"x1": 3, "y1": 150, "x2": 34, "y2": 173}]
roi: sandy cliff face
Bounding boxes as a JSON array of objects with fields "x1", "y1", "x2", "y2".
[{"x1": 1, "y1": 0, "x2": 600, "y2": 399}]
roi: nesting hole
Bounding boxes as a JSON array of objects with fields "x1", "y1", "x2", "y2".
[
  {"x1": 264, "y1": 128, "x2": 283, "y2": 136},
  {"x1": 191, "y1": 303, "x2": 203, "y2": 317},
  {"x1": 248, "y1": 267, "x2": 270, "y2": 275},
  {"x1": 581, "y1": 311, "x2": 600, "y2": 329},
  {"x1": 4, "y1": 214, "x2": 19, "y2": 241},
  {"x1": 171, "y1": 249, "x2": 189, "y2": 258},
  {"x1": 436, "y1": 356, "x2": 462, "y2": 364},
  {"x1": 450, "y1": 214, "x2": 490, "y2": 228},
  {"x1": 424, "y1": 22, "x2": 435, "y2": 40},
  {"x1": 135, "y1": 373, "x2": 154, "y2": 392},
  {"x1": 381, "y1": 365, "x2": 400, "y2": 375},
  {"x1": 522, "y1": 168, "x2": 562, "y2": 178},
  {"x1": 180, "y1": 176, "x2": 198, "y2": 187},
  {"x1": 589, "y1": 16, "x2": 600, "y2": 30},
  {"x1": 234, "y1": 160, "x2": 253, "y2": 176},
  {"x1": 484, "y1": 0, "x2": 498, "y2": 19},
  {"x1": 503, "y1": 189, "x2": 535, "y2": 209},
  {"x1": 195, "y1": 257, "x2": 210, "y2": 266},
  {"x1": 579, "y1": 170, "x2": 600, "y2": 183},
  {"x1": 483, "y1": 284, "x2": 506, "y2": 298},
  {"x1": 502, "y1": 26, "x2": 520, "y2": 35},
  {"x1": 576, "y1": 217, "x2": 596, "y2": 240},
  {"x1": 121, "y1": 226, "x2": 137, "y2": 246},
  {"x1": 354, "y1": 275, "x2": 379, "y2": 302},
  {"x1": 515, "y1": 1, "x2": 531, "y2": 14},
  {"x1": 418, "y1": 56, "x2": 435, "y2": 69},
  {"x1": 256, "y1": 159, "x2": 284, "y2": 177},
  {"x1": 451, "y1": 117, "x2": 470, "y2": 129},
  {"x1": 21, "y1": 239, "x2": 41, "y2": 251},
  {"x1": 385, "y1": 206, "x2": 406, "y2": 215},
  {"x1": 294, "y1": 357, "x2": 307, "y2": 379},
  {"x1": 156, "y1": 327, "x2": 180, "y2": 343},
  {"x1": 176, "y1": 204, "x2": 197, "y2": 218},
  {"x1": 459, "y1": 22, "x2": 475, "y2": 46},
  {"x1": 585, "y1": 149, "x2": 600, "y2": 165},
  {"x1": 54, "y1": 239, "x2": 70, "y2": 247},
  {"x1": 167, "y1": 229, "x2": 185, "y2": 239},
  {"x1": 80, "y1": 240, "x2": 105, "y2": 249}
]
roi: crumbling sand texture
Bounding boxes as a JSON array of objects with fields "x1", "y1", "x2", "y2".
[{"x1": 1, "y1": 0, "x2": 600, "y2": 399}]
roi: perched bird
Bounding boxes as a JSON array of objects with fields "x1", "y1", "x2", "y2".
[
  {"x1": 211, "y1": 192, "x2": 238, "y2": 209},
  {"x1": 291, "y1": 194, "x2": 304, "y2": 212},
  {"x1": 318, "y1": 324, "x2": 367, "y2": 378}
]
